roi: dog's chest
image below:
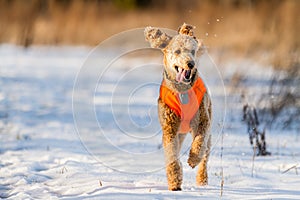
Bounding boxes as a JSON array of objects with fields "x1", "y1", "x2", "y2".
[{"x1": 159, "y1": 77, "x2": 207, "y2": 133}]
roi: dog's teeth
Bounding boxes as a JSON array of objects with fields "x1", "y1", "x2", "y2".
[{"x1": 185, "y1": 70, "x2": 191, "y2": 79}]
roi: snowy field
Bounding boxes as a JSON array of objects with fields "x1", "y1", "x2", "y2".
[{"x1": 0, "y1": 44, "x2": 299, "y2": 199}]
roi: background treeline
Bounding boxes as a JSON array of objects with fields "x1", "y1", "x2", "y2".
[{"x1": 0, "y1": 0, "x2": 299, "y2": 68}]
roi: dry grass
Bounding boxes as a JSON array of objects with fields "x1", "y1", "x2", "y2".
[{"x1": 0, "y1": 0, "x2": 299, "y2": 68}]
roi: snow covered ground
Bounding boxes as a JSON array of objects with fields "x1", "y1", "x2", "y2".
[{"x1": 0, "y1": 44, "x2": 299, "y2": 199}]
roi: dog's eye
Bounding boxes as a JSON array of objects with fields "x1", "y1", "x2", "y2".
[
  {"x1": 174, "y1": 49, "x2": 181, "y2": 55},
  {"x1": 191, "y1": 50, "x2": 195, "y2": 56}
]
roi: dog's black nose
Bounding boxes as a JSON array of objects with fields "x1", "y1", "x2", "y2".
[{"x1": 187, "y1": 61, "x2": 195, "y2": 69}]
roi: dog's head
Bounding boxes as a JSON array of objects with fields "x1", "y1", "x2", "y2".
[{"x1": 145, "y1": 23, "x2": 202, "y2": 85}]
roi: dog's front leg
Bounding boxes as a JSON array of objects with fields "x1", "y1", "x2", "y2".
[
  {"x1": 163, "y1": 132, "x2": 182, "y2": 191},
  {"x1": 188, "y1": 94, "x2": 212, "y2": 185},
  {"x1": 188, "y1": 95, "x2": 211, "y2": 169},
  {"x1": 196, "y1": 134, "x2": 211, "y2": 186},
  {"x1": 158, "y1": 100, "x2": 182, "y2": 191},
  {"x1": 187, "y1": 133, "x2": 205, "y2": 169}
]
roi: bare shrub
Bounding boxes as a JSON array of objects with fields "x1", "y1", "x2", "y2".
[
  {"x1": 243, "y1": 104, "x2": 271, "y2": 156},
  {"x1": 258, "y1": 62, "x2": 300, "y2": 129},
  {"x1": 0, "y1": 0, "x2": 299, "y2": 66}
]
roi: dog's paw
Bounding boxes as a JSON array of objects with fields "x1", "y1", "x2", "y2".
[
  {"x1": 169, "y1": 187, "x2": 182, "y2": 191},
  {"x1": 196, "y1": 179, "x2": 208, "y2": 186},
  {"x1": 187, "y1": 153, "x2": 201, "y2": 168}
]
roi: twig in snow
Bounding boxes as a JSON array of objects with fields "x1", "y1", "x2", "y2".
[
  {"x1": 282, "y1": 164, "x2": 299, "y2": 175},
  {"x1": 238, "y1": 159, "x2": 245, "y2": 175},
  {"x1": 220, "y1": 129, "x2": 225, "y2": 197},
  {"x1": 251, "y1": 145, "x2": 256, "y2": 177},
  {"x1": 60, "y1": 166, "x2": 68, "y2": 174}
]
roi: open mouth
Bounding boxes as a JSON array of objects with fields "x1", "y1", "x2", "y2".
[{"x1": 175, "y1": 66, "x2": 192, "y2": 83}]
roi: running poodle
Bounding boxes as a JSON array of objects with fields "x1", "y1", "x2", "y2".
[{"x1": 144, "y1": 23, "x2": 212, "y2": 191}]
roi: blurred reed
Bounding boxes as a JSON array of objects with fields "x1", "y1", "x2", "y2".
[{"x1": 0, "y1": 0, "x2": 298, "y2": 68}]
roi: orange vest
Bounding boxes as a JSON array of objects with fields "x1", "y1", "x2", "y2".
[{"x1": 159, "y1": 77, "x2": 207, "y2": 133}]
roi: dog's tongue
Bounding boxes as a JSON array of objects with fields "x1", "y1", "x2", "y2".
[
  {"x1": 176, "y1": 68, "x2": 189, "y2": 83},
  {"x1": 176, "y1": 68, "x2": 184, "y2": 82}
]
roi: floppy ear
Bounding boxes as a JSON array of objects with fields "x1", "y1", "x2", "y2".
[
  {"x1": 178, "y1": 23, "x2": 195, "y2": 37},
  {"x1": 178, "y1": 23, "x2": 205, "y2": 55},
  {"x1": 144, "y1": 26, "x2": 172, "y2": 49}
]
